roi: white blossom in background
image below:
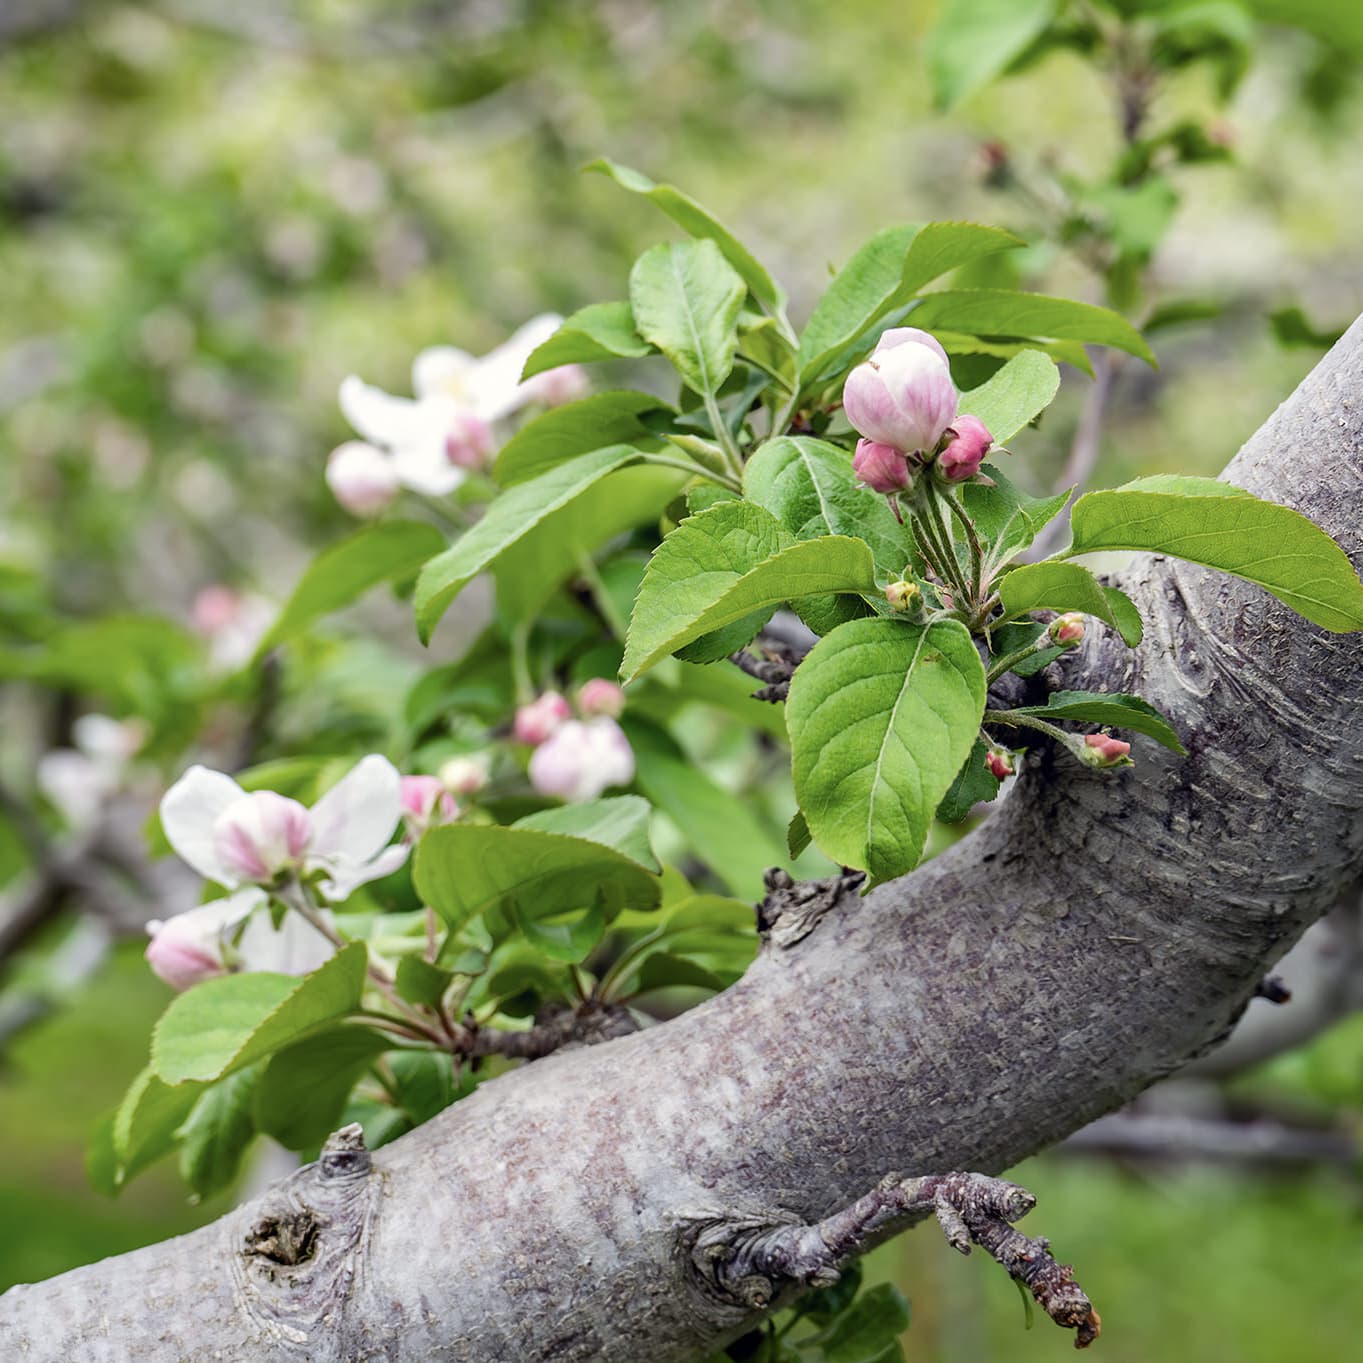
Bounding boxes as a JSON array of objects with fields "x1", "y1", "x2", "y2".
[
  {"x1": 144, "y1": 890, "x2": 336, "y2": 992},
  {"x1": 328, "y1": 314, "x2": 588, "y2": 514},
  {"x1": 190, "y1": 585, "x2": 276, "y2": 671},
  {"x1": 438, "y1": 752, "x2": 491, "y2": 796},
  {"x1": 36, "y1": 713, "x2": 146, "y2": 828},
  {"x1": 159, "y1": 754, "x2": 407, "y2": 899},
  {"x1": 529, "y1": 717, "x2": 635, "y2": 803}
]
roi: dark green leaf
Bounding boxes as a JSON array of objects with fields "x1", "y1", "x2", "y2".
[
  {"x1": 395, "y1": 955, "x2": 455, "y2": 1008},
  {"x1": 936, "y1": 738, "x2": 1002, "y2": 823},
  {"x1": 787, "y1": 809, "x2": 812, "y2": 860},
  {"x1": 178, "y1": 1067, "x2": 260, "y2": 1198},
  {"x1": 960, "y1": 464, "x2": 1071, "y2": 571},
  {"x1": 253, "y1": 1025, "x2": 390, "y2": 1149},
  {"x1": 1009, "y1": 689, "x2": 1185, "y2": 753}
]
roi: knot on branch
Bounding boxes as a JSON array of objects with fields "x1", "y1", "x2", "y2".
[
  {"x1": 757, "y1": 867, "x2": 865, "y2": 950},
  {"x1": 728, "y1": 643, "x2": 802, "y2": 703}
]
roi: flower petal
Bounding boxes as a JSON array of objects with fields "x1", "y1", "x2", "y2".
[
  {"x1": 237, "y1": 906, "x2": 336, "y2": 976},
  {"x1": 412, "y1": 345, "x2": 476, "y2": 401},
  {"x1": 308, "y1": 754, "x2": 402, "y2": 862},
  {"x1": 338, "y1": 375, "x2": 427, "y2": 448},
  {"x1": 160, "y1": 766, "x2": 248, "y2": 884},
  {"x1": 470, "y1": 313, "x2": 563, "y2": 421},
  {"x1": 318, "y1": 842, "x2": 410, "y2": 901}
]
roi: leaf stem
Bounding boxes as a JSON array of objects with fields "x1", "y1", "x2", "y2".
[
  {"x1": 575, "y1": 550, "x2": 629, "y2": 641},
  {"x1": 642, "y1": 451, "x2": 742, "y2": 492},
  {"x1": 510, "y1": 619, "x2": 534, "y2": 706},
  {"x1": 703, "y1": 390, "x2": 746, "y2": 479}
]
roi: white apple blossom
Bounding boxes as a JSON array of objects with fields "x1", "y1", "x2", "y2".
[
  {"x1": 144, "y1": 889, "x2": 336, "y2": 992},
  {"x1": 36, "y1": 713, "x2": 146, "y2": 828},
  {"x1": 329, "y1": 314, "x2": 586, "y2": 513},
  {"x1": 528, "y1": 717, "x2": 635, "y2": 803},
  {"x1": 159, "y1": 754, "x2": 408, "y2": 900},
  {"x1": 190, "y1": 585, "x2": 275, "y2": 671}
]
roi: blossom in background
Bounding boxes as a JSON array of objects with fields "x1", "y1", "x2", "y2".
[
  {"x1": 399, "y1": 774, "x2": 459, "y2": 840},
  {"x1": 328, "y1": 314, "x2": 588, "y2": 514},
  {"x1": 513, "y1": 690, "x2": 572, "y2": 745},
  {"x1": 36, "y1": 713, "x2": 146, "y2": 828},
  {"x1": 190, "y1": 585, "x2": 275, "y2": 671},
  {"x1": 529, "y1": 716, "x2": 635, "y2": 803},
  {"x1": 145, "y1": 890, "x2": 336, "y2": 992},
  {"x1": 438, "y1": 752, "x2": 491, "y2": 796},
  {"x1": 160, "y1": 754, "x2": 407, "y2": 899},
  {"x1": 575, "y1": 678, "x2": 625, "y2": 719}
]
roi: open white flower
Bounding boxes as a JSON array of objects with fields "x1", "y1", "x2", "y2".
[
  {"x1": 145, "y1": 889, "x2": 337, "y2": 992},
  {"x1": 328, "y1": 314, "x2": 586, "y2": 512},
  {"x1": 160, "y1": 754, "x2": 408, "y2": 900}
]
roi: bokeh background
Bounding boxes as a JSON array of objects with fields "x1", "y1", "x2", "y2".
[{"x1": 2, "y1": 3, "x2": 1362, "y2": 1359}]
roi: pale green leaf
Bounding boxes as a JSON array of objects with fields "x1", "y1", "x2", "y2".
[
  {"x1": 151, "y1": 942, "x2": 368, "y2": 1085},
  {"x1": 959, "y1": 464, "x2": 1070, "y2": 571},
  {"x1": 900, "y1": 221, "x2": 1027, "y2": 296},
  {"x1": 1069, "y1": 476, "x2": 1363, "y2": 632},
  {"x1": 955, "y1": 348, "x2": 1060, "y2": 445},
  {"x1": 998, "y1": 561, "x2": 1143, "y2": 646},
  {"x1": 515, "y1": 795, "x2": 660, "y2": 873},
  {"x1": 788, "y1": 617, "x2": 987, "y2": 885},
  {"x1": 493, "y1": 391, "x2": 670, "y2": 486},
  {"x1": 520, "y1": 301, "x2": 652, "y2": 379},
  {"x1": 253, "y1": 1026, "x2": 391, "y2": 1149},
  {"x1": 628, "y1": 240, "x2": 747, "y2": 397},
  {"x1": 929, "y1": 0, "x2": 1061, "y2": 109}
]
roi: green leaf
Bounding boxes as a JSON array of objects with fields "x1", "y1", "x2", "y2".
[
  {"x1": 627, "y1": 720, "x2": 787, "y2": 897},
  {"x1": 622, "y1": 502, "x2": 877, "y2": 684},
  {"x1": 515, "y1": 796, "x2": 660, "y2": 873},
  {"x1": 415, "y1": 444, "x2": 643, "y2": 641},
  {"x1": 960, "y1": 464, "x2": 1071, "y2": 570},
  {"x1": 253, "y1": 1026, "x2": 393, "y2": 1149},
  {"x1": 794, "y1": 1282, "x2": 910, "y2": 1362},
  {"x1": 105, "y1": 1065, "x2": 205, "y2": 1190},
  {"x1": 262, "y1": 521, "x2": 444, "y2": 652},
  {"x1": 588, "y1": 159, "x2": 784, "y2": 309},
  {"x1": 797, "y1": 226, "x2": 919, "y2": 383},
  {"x1": 936, "y1": 738, "x2": 1002, "y2": 823},
  {"x1": 929, "y1": 0, "x2": 1061, "y2": 109},
  {"x1": 151, "y1": 942, "x2": 368, "y2": 1085},
  {"x1": 998, "y1": 561, "x2": 1143, "y2": 646},
  {"x1": 907, "y1": 290, "x2": 1156, "y2": 366},
  {"x1": 900, "y1": 221, "x2": 1027, "y2": 296},
  {"x1": 628, "y1": 240, "x2": 747, "y2": 397},
  {"x1": 989, "y1": 620, "x2": 1062, "y2": 678},
  {"x1": 387, "y1": 1049, "x2": 470, "y2": 1126},
  {"x1": 1009, "y1": 690, "x2": 1185, "y2": 753},
  {"x1": 788, "y1": 617, "x2": 987, "y2": 886},
  {"x1": 512, "y1": 901, "x2": 608, "y2": 963},
  {"x1": 178, "y1": 1067, "x2": 260, "y2": 1198},
  {"x1": 954, "y1": 348, "x2": 1061, "y2": 446},
  {"x1": 743, "y1": 436, "x2": 908, "y2": 576},
  {"x1": 631, "y1": 952, "x2": 725, "y2": 995},
  {"x1": 416, "y1": 824, "x2": 660, "y2": 937},
  {"x1": 395, "y1": 955, "x2": 455, "y2": 1007},
  {"x1": 1069, "y1": 476, "x2": 1363, "y2": 632},
  {"x1": 493, "y1": 392, "x2": 670, "y2": 486},
  {"x1": 494, "y1": 465, "x2": 686, "y2": 625},
  {"x1": 520, "y1": 301, "x2": 652, "y2": 379},
  {"x1": 787, "y1": 809, "x2": 812, "y2": 860}
]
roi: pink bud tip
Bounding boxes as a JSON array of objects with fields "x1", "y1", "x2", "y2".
[
  {"x1": 1050, "y1": 612, "x2": 1086, "y2": 647},
  {"x1": 145, "y1": 918, "x2": 226, "y2": 993},
  {"x1": 1085, "y1": 733, "x2": 1131, "y2": 766},
  {"x1": 399, "y1": 775, "x2": 458, "y2": 835},
  {"x1": 514, "y1": 691, "x2": 572, "y2": 746},
  {"x1": 853, "y1": 439, "x2": 913, "y2": 495},
  {"x1": 444, "y1": 411, "x2": 494, "y2": 470},
  {"x1": 843, "y1": 338, "x2": 958, "y2": 455},
  {"x1": 936, "y1": 414, "x2": 993, "y2": 482},
  {"x1": 576, "y1": 677, "x2": 625, "y2": 719},
  {"x1": 986, "y1": 749, "x2": 1014, "y2": 780}
]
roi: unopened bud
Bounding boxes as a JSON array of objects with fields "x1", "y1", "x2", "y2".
[
  {"x1": 326, "y1": 441, "x2": 400, "y2": 517},
  {"x1": 399, "y1": 775, "x2": 459, "y2": 838},
  {"x1": 438, "y1": 753, "x2": 490, "y2": 796},
  {"x1": 443, "y1": 411, "x2": 494, "y2": 470},
  {"x1": 514, "y1": 691, "x2": 572, "y2": 746},
  {"x1": 1049, "y1": 612, "x2": 1085, "y2": 648},
  {"x1": 884, "y1": 579, "x2": 921, "y2": 613},
  {"x1": 529, "y1": 717, "x2": 636, "y2": 803},
  {"x1": 1083, "y1": 733, "x2": 1132, "y2": 767},
  {"x1": 853, "y1": 439, "x2": 913, "y2": 494},
  {"x1": 576, "y1": 677, "x2": 625, "y2": 719},
  {"x1": 986, "y1": 747, "x2": 1015, "y2": 780},
  {"x1": 936, "y1": 414, "x2": 993, "y2": 483},
  {"x1": 145, "y1": 913, "x2": 227, "y2": 992},
  {"x1": 843, "y1": 335, "x2": 958, "y2": 456}
]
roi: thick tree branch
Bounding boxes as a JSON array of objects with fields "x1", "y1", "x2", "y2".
[{"x1": 4, "y1": 320, "x2": 1363, "y2": 1361}]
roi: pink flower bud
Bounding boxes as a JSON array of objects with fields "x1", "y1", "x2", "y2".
[
  {"x1": 937, "y1": 414, "x2": 993, "y2": 482},
  {"x1": 986, "y1": 748, "x2": 1015, "y2": 781},
  {"x1": 874, "y1": 327, "x2": 950, "y2": 366},
  {"x1": 212, "y1": 791, "x2": 312, "y2": 883},
  {"x1": 853, "y1": 439, "x2": 913, "y2": 494},
  {"x1": 399, "y1": 775, "x2": 459, "y2": 838},
  {"x1": 576, "y1": 677, "x2": 625, "y2": 719},
  {"x1": 529, "y1": 717, "x2": 635, "y2": 803},
  {"x1": 438, "y1": 753, "x2": 491, "y2": 796},
  {"x1": 190, "y1": 585, "x2": 241, "y2": 636},
  {"x1": 884, "y1": 579, "x2": 921, "y2": 613},
  {"x1": 1049, "y1": 612, "x2": 1085, "y2": 647},
  {"x1": 843, "y1": 335, "x2": 957, "y2": 455},
  {"x1": 326, "y1": 441, "x2": 400, "y2": 516},
  {"x1": 145, "y1": 915, "x2": 227, "y2": 992},
  {"x1": 514, "y1": 691, "x2": 572, "y2": 746},
  {"x1": 527, "y1": 364, "x2": 590, "y2": 407},
  {"x1": 1084, "y1": 733, "x2": 1132, "y2": 767},
  {"x1": 443, "y1": 411, "x2": 494, "y2": 470}
]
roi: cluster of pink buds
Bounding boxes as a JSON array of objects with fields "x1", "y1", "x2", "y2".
[
  {"x1": 843, "y1": 328, "x2": 994, "y2": 503},
  {"x1": 515, "y1": 680, "x2": 634, "y2": 803}
]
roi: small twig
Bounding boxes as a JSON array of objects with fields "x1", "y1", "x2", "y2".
[
  {"x1": 462, "y1": 1000, "x2": 638, "y2": 1061},
  {"x1": 1063, "y1": 1111, "x2": 1357, "y2": 1168},
  {"x1": 729, "y1": 644, "x2": 802, "y2": 703}
]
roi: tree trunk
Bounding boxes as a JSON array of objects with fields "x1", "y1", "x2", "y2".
[{"x1": 4, "y1": 320, "x2": 1362, "y2": 1362}]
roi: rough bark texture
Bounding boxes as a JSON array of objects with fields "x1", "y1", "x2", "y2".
[{"x1": 3, "y1": 320, "x2": 1362, "y2": 1362}]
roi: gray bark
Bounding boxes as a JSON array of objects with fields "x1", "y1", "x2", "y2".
[{"x1": 3, "y1": 318, "x2": 1362, "y2": 1362}]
